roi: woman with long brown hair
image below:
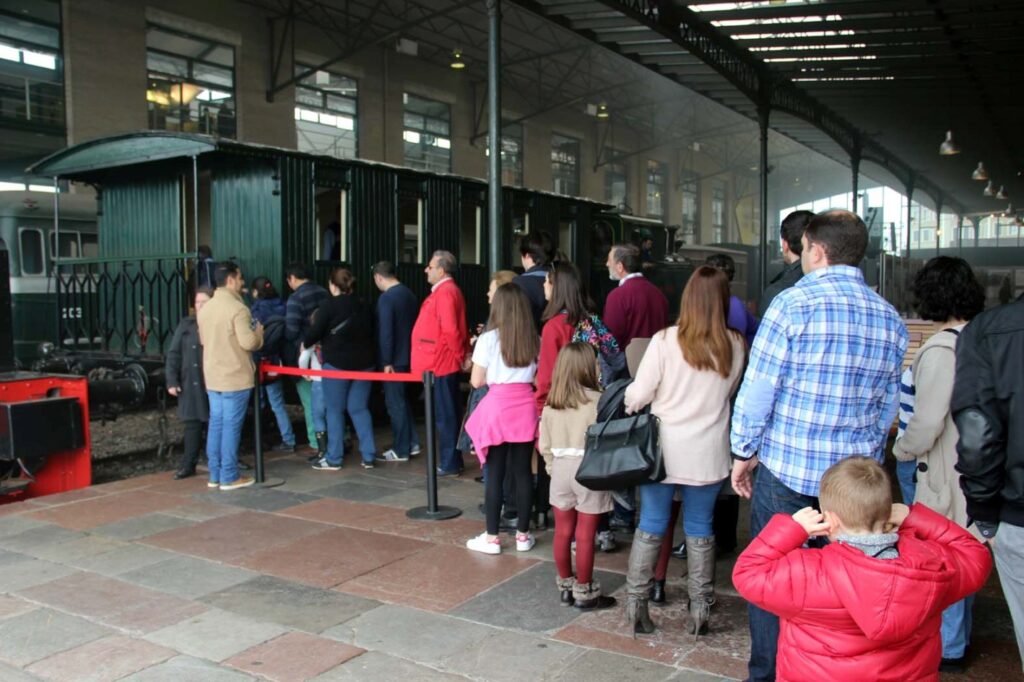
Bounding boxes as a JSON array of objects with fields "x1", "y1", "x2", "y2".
[
  {"x1": 464, "y1": 283, "x2": 540, "y2": 555},
  {"x1": 621, "y1": 266, "x2": 746, "y2": 638}
]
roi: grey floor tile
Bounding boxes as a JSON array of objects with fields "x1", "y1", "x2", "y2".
[
  {"x1": 0, "y1": 517, "x2": 51, "y2": 540},
  {"x1": 371, "y1": 488, "x2": 431, "y2": 510},
  {"x1": 312, "y1": 651, "x2": 469, "y2": 681},
  {"x1": 439, "y1": 631, "x2": 585, "y2": 682},
  {"x1": 0, "y1": 525, "x2": 86, "y2": 555},
  {"x1": 91, "y1": 513, "x2": 197, "y2": 541},
  {"x1": 556, "y1": 650, "x2": 679, "y2": 681},
  {"x1": 322, "y1": 605, "x2": 495, "y2": 666},
  {"x1": 0, "y1": 557, "x2": 79, "y2": 593},
  {"x1": 122, "y1": 654, "x2": 256, "y2": 681},
  {"x1": 0, "y1": 661, "x2": 42, "y2": 681},
  {"x1": 192, "y1": 488, "x2": 319, "y2": 512},
  {"x1": 143, "y1": 609, "x2": 285, "y2": 662},
  {"x1": 314, "y1": 482, "x2": 406, "y2": 504},
  {"x1": 119, "y1": 555, "x2": 258, "y2": 600},
  {"x1": 0, "y1": 608, "x2": 112, "y2": 666},
  {"x1": 202, "y1": 575, "x2": 378, "y2": 633},
  {"x1": 65, "y1": 543, "x2": 176, "y2": 576},
  {"x1": 449, "y1": 562, "x2": 625, "y2": 634},
  {"x1": 667, "y1": 668, "x2": 733, "y2": 681},
  {"x1": 13, "y1": 533, "x2": 123, "y2": 565}
]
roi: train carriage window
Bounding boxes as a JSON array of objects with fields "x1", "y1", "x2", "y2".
[
  {"x1": 81, "y1": 234, "x2": 98, "y2": 258},
  {"x1": 50, "y1": 231, "x2": 80, "y2": 260},
  {"x1": 558, "y1": 220, "x2": 574, "y2": 261},
  {"x1": 18, "y1": 228, "x2": 43, "y2": 275},
  {"x1": 398, "y1": 196, "x2": 423, "y2": 264},
  {"x1": 460, "y1": 201, "x2": 481, "y2": 265}
]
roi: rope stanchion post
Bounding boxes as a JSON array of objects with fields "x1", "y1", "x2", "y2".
[
  {"x1": 250, "y1": 362, "x2": 285, "y2": 489},
  {"x1": 406, "y1": 371, "x2": 461, "y2": 521}
]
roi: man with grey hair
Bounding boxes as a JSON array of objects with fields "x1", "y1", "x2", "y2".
[
  {"x1": 603, "y1": 243, "x2": 669, "y2": 351},
  {"x1": 411, "y1": 250, "x2": 469, "y2": 476}
]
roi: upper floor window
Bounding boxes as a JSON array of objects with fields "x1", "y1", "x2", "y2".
[
  {"x1": 146, "y1": 25, "x2": 235, "y2": 138},
  {"x1": 712, "y1": 182, "x2": 726, "y2": 243},
  {"x1": 646, "y1": 160, "x2": 665, "y2": 218},
  {"x1": 403, "y1": 93, "x2": 451, "y2": 173},
  {"x1": 604, "y1": 153, "x2": 627, "y2": 209},
  {"x1": 0, "y1": 0, "x2": 63, "y2": 131},
  {"x1": 552, "y1": 134, "x2": 580, "y2": 197},
  {"x1": 295, "y1": 65, "x2": 357, "y2": 159}
]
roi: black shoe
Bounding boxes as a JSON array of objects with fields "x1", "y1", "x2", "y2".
[
  {"x1": 436, "y1": 468, "x2": 460, "y2": 478},
  {"x1": 574, "y1": 595, "x2": 616, "y2": 610},
  {"x1": 534, "y1": 511, "x2": 549, "y2": 531},
  {"x1": 271, "y1": 442, "x2": 295, "y2": 453},
  {"x1": 173, "y1": 467, "x2": 196, "y2": 480},
  {"x1": 671, "y1": 542, "x2": 687, "y2": 560},
  {"x1": 649, "y1": 579, "x2": 666, "y2": 605},
  {"x1": 237, "y1": 460, "x2": 252, "y2": 471},
  {"x1": 560, "y1": 589, "x2": 575, "y2": 607},
  {"x1": 306, "y1": 454, "x2": 320, "y2": 464},
  {"x1": 939, "y1": 657, "x2": 966, "y2": 673},
  {"x1": 474, "y1": 476, "x2": 484, "y2": 483}
]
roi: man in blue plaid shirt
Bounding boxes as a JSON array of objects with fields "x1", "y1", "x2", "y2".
[{"x1": 731, "y1": 210, "x2": 908, "y2": 682}]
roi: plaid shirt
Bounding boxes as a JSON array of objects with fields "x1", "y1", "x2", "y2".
[{"x1": 731, "y1": 265, "x2": 908, "y2": 497}]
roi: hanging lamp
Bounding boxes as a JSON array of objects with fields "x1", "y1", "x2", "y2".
[
  {"x1": 939, "y1": 130, "x2": 960, "y2": 156},
  {"x1": 983, "y1": 180, "x2": 997, "y2": 197},
  {"x1": 997, "y1": 185, "x2": 1009, "y2": 200},
  {"x1": 450, "y1": 49, "x2": 465, "y2": 69},
  {"x1": 972, "y1": 162, "x2": 989, "y2": 181}
]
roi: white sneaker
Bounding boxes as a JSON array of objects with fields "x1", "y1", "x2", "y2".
[
  {"x1": 410, "y1": 445, "x2": 422, "y2": 457},
  {"x1": 375, "y1": 449, "x2": 409, "y2": 463},
  {"x1": 466, "y1": 533, "x2": 501, "y2": 555},
  {"x1": 516, "y1": 533, "x2": 536, "y2": 552}
]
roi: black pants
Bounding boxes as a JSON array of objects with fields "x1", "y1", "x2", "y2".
[
  {"x1": 181, "y1": 419, "x2": 205, "y2": 471},
  {"x1": 485, "y1": 442, "x2": 534, "y2": 535}
]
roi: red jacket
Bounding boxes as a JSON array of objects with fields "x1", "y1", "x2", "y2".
[
  {"x1": 535, "y1": 313, "x2": 573, "y2": 414},
  {"x1": 732, "y1": 504, "x2": 991, "y2": 682},
  {"x1": 410, "y1": 279, "x2": 469, "y2": 377}
]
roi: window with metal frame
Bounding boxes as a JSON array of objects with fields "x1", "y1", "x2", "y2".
[
  {"x1": 398, "y1": 188, "x2": 424, "y2": 264},
  {"x1": 0, "y1": 0, "x2": 63, "y2": 132},
  {"x1": 680, "y1": 171, "x2": 700, "y2": 246},
  {"x1": 460, "y1": 198, "x2": 482, "y2": 266},
  {"x1": 551, "y1": 134, "x2": 580, "y2": 197},
  {"x1": 295, "y1": 64, "x2": 357, "y2": 159},
  {"x1": 712, "y1": 182, "x2": 726, "y2": 243},
  {"x1": 484, "y1": 122, "x2": 524, "y2": 187},
  {"x1": 403, "y1": 93, "x2": 451, "y2": 173},
  {"x1": 604, "y1": 153, "x2": 627, "y2": 209},
  {"x1": 646, "y1": 160, "x2": 665, "y2": 218},
  {"x1": 18, "y1": 227, "x2": 43, "y2": 275},
  {"x1": 146, "y1": 25, "x2": 236, "y2": 138}
]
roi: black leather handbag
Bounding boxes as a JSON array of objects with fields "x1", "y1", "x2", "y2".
[{"x1": 575, "y1": 411, "x2": 665, "y2": 491}]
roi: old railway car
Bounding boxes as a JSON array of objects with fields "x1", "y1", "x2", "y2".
[
  {"x1": 25, "y1": 132, "x2": 620, "y2": 356},
  {"x1": 0, "y1": 192, "x2": 97, "y2": 363}
]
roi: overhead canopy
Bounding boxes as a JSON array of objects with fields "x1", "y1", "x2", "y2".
[{"x1": 27, "y1": 132, "x2": 218, "y2": 179}]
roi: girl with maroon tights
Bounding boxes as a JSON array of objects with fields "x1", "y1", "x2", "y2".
[{"x1": 539, "y1": 342, "x2": 615, "y2": 610}]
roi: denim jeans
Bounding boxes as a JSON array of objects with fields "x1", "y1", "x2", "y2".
[
  {"x1": 263, "y1": 381, "x2": 295, "y2": 447},
  {"x1": 206, "y1": 389, "x2": 251, "y2": 485},
  {"x1": 896, "y1": 459, "x2": 917, "y2": 505},
  {"x1": 296, "y1": 379, "x2": 327, "y2": 446},
  {"x1": 748, "y1": 464, "x2": 820, "y2": 682},
  {"x1": 433, "y1": 371, "x2": 463, "y2": 473},
  {"x1": 322, "y1": 364, "x2": 376, "y2": 465},
  {"x1": 941, "y1": 595, "x2": 975, "y2": 658},
  {"x1": 383, "y1": 369, "x2": 418, "y2": 457},
  {"x1": 637, "y1": 480, "x2": 724, "y2": 537}
]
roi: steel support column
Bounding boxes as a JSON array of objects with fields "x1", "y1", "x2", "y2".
[
  {"x1": 487, "y1": 0, "x2": 502, "y2": 273},
  {"x1": 758, "y1": 103, "x2": 769, "y2": 294},
  {"x1": 934, "y1": 195, "x2": 943, "y2": 256},
  {"x1": 850, "y1": 141, "x2": 861, "y2": 215}
]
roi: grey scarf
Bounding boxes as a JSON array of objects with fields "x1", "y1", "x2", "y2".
[{"x1": 836, "y1": 532, "x2": 900, "y2": 560}]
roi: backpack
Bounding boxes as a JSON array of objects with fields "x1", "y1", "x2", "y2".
[{"x1": 572, "y1": 314, "x2": 628, "y2": 387}]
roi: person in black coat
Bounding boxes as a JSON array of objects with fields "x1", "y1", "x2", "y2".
[{"x1": 165, "y1": 288, "x2": 214, "y2": 479}]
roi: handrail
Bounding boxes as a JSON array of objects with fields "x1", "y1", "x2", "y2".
[{"x1": 55, "y1": 252, "x2": 198, "y2": 266}]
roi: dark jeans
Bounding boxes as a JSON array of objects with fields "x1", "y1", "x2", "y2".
[
  {"x1": 747, "y1": 465, "x2": 819, "y2": 682},
  {"x1": 433, "y1": 371, "x2": 463, "y2": 473},
  {"x1": 485, "y1": 442, "x2": 534, "y2": 535},
  {"x1": 382, "y1": 368, "x2": 418, "y2": 457},
  {"x1": 181, "y1": 419, "x2": 205, "y2": 471}
]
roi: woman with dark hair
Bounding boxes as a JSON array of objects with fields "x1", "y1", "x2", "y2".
[
  {"x1": 464, "y1": 283, "x2": 540, "y2": 554},
  {"x1": 305, "y1": 267, "x2": 377, "y2": 469},
  {"x1": 250, "y1": 276, "x2": 295, "y2": 453},
  {"x1": 893, "y1": 255, "x2": 985, "y2": 673},
  {"x1": 621, "y1": 266, "x2": 746, "y2": 639}
]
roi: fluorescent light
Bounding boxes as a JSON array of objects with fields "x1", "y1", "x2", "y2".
[
  {"x1": 734, "y1": 30, "x2": 854, "y2": 39},
  {"x1": 23, "y1": 50, "x2": 56, "y2": 69},
  {"x1": 28, "y1": 184, "x2": 55, "y2": 193},
  {"x1": 403, "y1": 130, "x2": 421, "y2": 144},
  {"x1": 0, "y1": 182, "x2": 25, "y2": 191},
  {"x1": 436, "y1": 137, "x2": 451, "y2": 149}
]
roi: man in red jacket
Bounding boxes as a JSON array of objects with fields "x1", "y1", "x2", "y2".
[
  {"x1": 411, "y1": 250, "x2": 469, "y2": 476},
  {"x1": 733, "y1": 457, "x2": 991, "y2": 682},
  {"x1": 603, "y1": 243, "x2": 669, "y2": 351}
]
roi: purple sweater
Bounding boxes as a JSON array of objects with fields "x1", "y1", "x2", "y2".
[{"x1": 729, "y1": 295, "x2": 759, "y2": 346}]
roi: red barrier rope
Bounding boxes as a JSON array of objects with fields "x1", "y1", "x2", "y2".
[{"x1": 259, "y1": 362, "x2": 420, "y2": 383}]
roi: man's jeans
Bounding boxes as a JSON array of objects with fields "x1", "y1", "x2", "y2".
[
  {"x1": 263, "y1": 381, "x2": 295, "y2": 447},
  {"x1": 941, "y1": 595, "x2": 975, "y2": 659},
  {"x1": 993, "y1": 522, "x2": 1024, "y2": 672},
  {"x1": 206, "y1": 389, "x2": 251, "y2": 485},
  {"x1": 296, "y1": 379, "x2": 326, "y2": 446},
  {"x1": 748, "y1": 464, "x2": 820, "y2": 682},
  {"x1": 896, "y1": 459, "x2": 917, "y2": 505},
  {"x1": 383, "y1": 368, "x2": 419, "y2": 457},
  {"x1": 434, "y1": 371, "x2": 463, "y2": 473}
]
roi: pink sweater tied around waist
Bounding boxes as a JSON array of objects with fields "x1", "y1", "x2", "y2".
[{"x1": 464, "y1": 382, "x2": 538, "y2": 464}]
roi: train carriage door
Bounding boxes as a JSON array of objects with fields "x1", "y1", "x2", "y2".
[
  {"x1": 460, "y1": 190, "x2": 483, "y2": 267},
  {"x1": 397, "y1": 179, "x2": 424, "y2": 265},
  {"x1": 315, "y1": 185, "x2": 347, "y2": 263}
]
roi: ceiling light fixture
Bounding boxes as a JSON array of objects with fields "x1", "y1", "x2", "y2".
[
  {"x1": 997, "y1": 185, "x2": 1009, "y2": 200},
  {"x1": 983, "y1": 180, "x2": 997, "y2": 197},
  {"x1": 450, "y1": 49, "x2": 465, "y2": 70},
  {"x1": 939, "y1": 130, "x2": 960, "y2": 156},
  {"x1": 597, "y1": 103, "x2": 609, "y2": 119},
  {"x1": 972, "y1": 162, "x2": 989, "y2": 181}
]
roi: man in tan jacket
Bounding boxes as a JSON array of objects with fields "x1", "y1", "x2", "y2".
[{"x1": 197, "y1": 261, "x2": 263, "y2": 490}]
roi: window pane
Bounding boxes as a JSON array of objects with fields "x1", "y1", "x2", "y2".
[
  {"x1": 398, "y1": 197, "x2": 422, "y2": 263},
  {"x1": 192, "y1": 62, "x2": 233, "y2": 88},
  {"x1": 81, "y1": 233, "x2": 98, "y2": 258},
  {"x1": 646, "y1": 160, "x2": 665, "y2": 218},
  {"x1": 324, "y1": 93, "x2": 356, "y2": 115},
  {"x1": 50, "y1": 231, "x2": 79, "y2": 258},
  {"x1": 19, "y1": 229, "x2": 42, "y2": 274},
  {"x1": 460, "y1": 202, "x2": 480, "y2": 265},
  {"x1": 0, "y1": 16, "x2": 59, "y2": 50},
  {"x1": 551, "y1": 134, "x2": 580, "y2": 197},
  {"x1": 403, "y1": 92, "x2": 451, "y2": 173},
  {"x1": 147, "y1": 51, "x2": 189, "y2": 77}
]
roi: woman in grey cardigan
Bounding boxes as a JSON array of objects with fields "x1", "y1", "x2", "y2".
[
  {"x1": 893, "y1": 256, "x2": 985, "y2": 673},
  {"x1": 165, "y1": 288, "x2": 213, "y2": 479}
]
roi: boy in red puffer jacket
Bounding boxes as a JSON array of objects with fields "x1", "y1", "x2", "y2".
[{"x1": 733, "y1": 457, "x2": 992, "y2": 682}]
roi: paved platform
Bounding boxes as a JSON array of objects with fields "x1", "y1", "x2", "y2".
[{"x1": 0, "y1": 448, "x2": 1018, "y2": 681}]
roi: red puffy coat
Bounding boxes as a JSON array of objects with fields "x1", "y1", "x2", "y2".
[
  {"x1": 733, "y1": 504, "x2": 992, "y2": 682},
  {"x1": 410, "y1": 278, "x2": 469, "y2": 377}
]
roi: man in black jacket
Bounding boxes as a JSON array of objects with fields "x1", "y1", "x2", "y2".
[
  {"x1": 165, "y1": 288, "x2": 213, "y2": 479},
  {"x1": 757, "y1": 210, "x2": 815, "y2": 317},
  {"x1": 951, "y1": 295, "x2": 1024, "y2": 667},
  {"x1": 513, "y1": 232, "x2": 552, "y2": 331}
]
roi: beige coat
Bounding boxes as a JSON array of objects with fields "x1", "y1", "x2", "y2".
[
  {"x1": 624, "y1": 327, "x2": 745, "y2": 485},
  {"x1": 538, "y1": 389, "x2": 601, "y2": 475},
  {"x1": 893, "y1": 327, "x2": 973, "y2": 533},
  {"x1": 196, "y1": 288, "x2": 263, "y2": 392}
]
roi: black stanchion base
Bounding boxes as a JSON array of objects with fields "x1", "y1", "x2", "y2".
[
  {"x1": 250, "y1": 477, "x2": 286, "y2": 489},
  {"x1": 406, "y1": 505, "x2": 462, "y2": 521}
]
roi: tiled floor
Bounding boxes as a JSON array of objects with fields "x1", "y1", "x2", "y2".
[{"x1": 0, "y1": 445, "x2": 1018, "y2": 681}]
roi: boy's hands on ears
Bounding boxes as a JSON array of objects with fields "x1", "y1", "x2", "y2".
[
  {"x1": 886, "y1": 503, "x2": 911, "y2": 532},
  {"x1": 792, "y1": 507, "x2": 831, "y2": 537}
]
